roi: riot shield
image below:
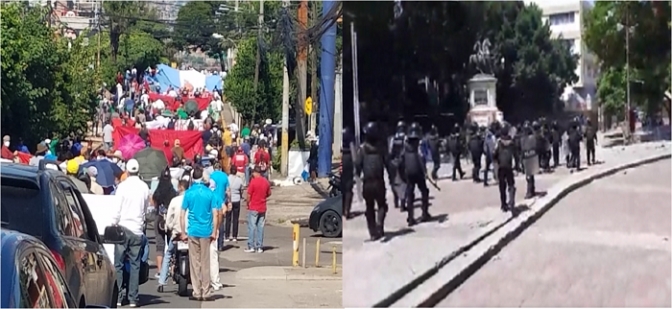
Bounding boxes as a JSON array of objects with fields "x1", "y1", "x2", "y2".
[{"x1": 523, "y1": 154, "x2": 539, "y2": 176}]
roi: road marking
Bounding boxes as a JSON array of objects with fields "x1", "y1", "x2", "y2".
[{"x1": 325, "y1": 241, "x2": 342, "y2": 246}]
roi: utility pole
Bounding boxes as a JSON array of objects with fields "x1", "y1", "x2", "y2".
[
  {"x1": 96, "y1": 0, "x2": 102, "y2": 71},
  {"x1": 309, "y1": 2, "x2": 319, "y2": 134},
  {"x1": 253, "y1": 0, "x2": 264, "y2": 91},
  {"x1": 296, "y1": 0, "x2": 308, "y2": 144},
  {"x1": 625, "y1": 11, "x2": 632, "y2": 142},
  {"x1": 280, "y1": 0, "x2": 291, "y2": 177}
]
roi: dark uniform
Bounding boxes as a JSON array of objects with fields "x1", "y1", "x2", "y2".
[
  {"x1": 426, "y1": 125, "x2": 441, "y2": 180},
  {"x1": 550, "y1": 122, "x2": 561, "y2": 168},
  {"x1": 521, "y1": 124, "x2": 538, "y2": 199},
  {"x1": 584, "y1": 120, "x2": 597, "y2": 165},
  {"x1": 568, "y1": 120, "x2": 582, "y2": 170},
  {"x1": 399, "y1": 123, "x2": 431, "y2": 226},
  {"x1": 341, "y1": 127, "x2": 355, "y2": 219},
  {"x1": 493, "y1": 125, "x2": 516, "y2": 212},
  {"x1": 388, "y1": 121, "x2": 407, "y2": 210},
  {"x1": 513, "y1": 124, "x2": 524, "y2": 172},
  {"x1": 447, "y1": 124, "x2": 465, "y2": 181},
  {"x1": 533, "y1": 121, "x2": 548, "y2": 173},
  {"x1": 355, "y1": 122, "x2": 389, "y2": 241},
  {"x1": 468, "y1": 124, "x2": 484, "y2": 182}
]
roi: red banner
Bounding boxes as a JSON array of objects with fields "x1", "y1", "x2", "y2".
[
  {"x1": 147, "y1": 93, "x2": 210, "y2": 112},
  {"x1": 112, "y1": 126, "x2": 204, "y2": 163}
]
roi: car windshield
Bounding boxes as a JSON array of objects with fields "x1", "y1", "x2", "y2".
[{"x1": 1, "y1": 180, "x2": 44, "y2": 238}]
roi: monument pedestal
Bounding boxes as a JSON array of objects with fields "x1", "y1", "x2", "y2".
[{"x1": 466, "y1": 73, "x2": 503, "y2": 127}]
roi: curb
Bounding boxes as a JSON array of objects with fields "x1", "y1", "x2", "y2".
[
  {"x1": 374, "y1": 152, "x2": 671, "y2": 308},
  {"x1": 236, "y1": 267, "x2": 342, "y2": 281}
]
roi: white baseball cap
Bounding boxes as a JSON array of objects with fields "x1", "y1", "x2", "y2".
[{"x1": 126, "y1": 159, "x2": 140, "y2": 173}]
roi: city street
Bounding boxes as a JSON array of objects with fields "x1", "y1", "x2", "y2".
[
  {"x1": 438, "y1": 159, "x2": 671, "y2": 307},
  {"x1": 136, "y1": 224, "x2": 342, "y2": 308},
  {"x1": 343, "y1": 142, "x2": 671, "y2": 307}
]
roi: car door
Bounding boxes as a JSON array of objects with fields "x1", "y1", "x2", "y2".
[
  {"x1": 17, "y1": 247, "x2": 55, "y2": 308},
  {"x1": 34, "y1": 247, "x2": 78, "y2": 308},
  {"x1": 57, "y1": 178, "x2": 106, "y2": 306}
]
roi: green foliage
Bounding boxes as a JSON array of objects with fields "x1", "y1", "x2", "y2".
[
  {"x1": 223, "y1": 37, "x2": 282, "y2": 125},
  {"x1": 583, "y1": 1, "x2": 671, "y2": 113},
  {"x1": 596, "y1": 67, "x2": 626, "y2": 117},
  {"x1": 345, "y1": 1, "x2": 578, "y2": 124},
  {"x1": 1, "y1": 3, "x2": 98, "y2": 147},
  {"x1": 172, "y1": 1, "x2": 219, "y2": 52}
]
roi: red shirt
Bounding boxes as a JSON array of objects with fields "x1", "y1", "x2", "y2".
[
  {"x1": 254, "y1": 149, "x2": 270, "y2": 172},
  {"x1": 232, "y1": 152, "x2": 248, "y2": 173},
  {"x1": 1, "y1": 146, "x2": 13, "y2": 160},
  {"x1": 247, "y1": 176, "x2": 270, "y2": 213}
]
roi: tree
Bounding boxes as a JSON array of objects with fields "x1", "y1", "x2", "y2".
[
  {"x1": 172, "y1": 1, "x2": 219, "y2": 51},
  {"x1": 583, "y1": 1, "x2": 671, "y2": 115},
  {"x1": 1, "y1": 3, "x2": 98, "y2": 147},
  {"x1": 223, "y1": 37, "x2": 282, "y2": 124},
  {"x1": 596, "y1": 67, "x2": 627, "y2": 118},
  {"x1": 102, "y1": 2, "x2": 155, "y2": 63}
]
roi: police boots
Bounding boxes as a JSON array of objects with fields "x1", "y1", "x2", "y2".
[{"x1": 525, "y1": 175, "x2": 535, "y2": 199}]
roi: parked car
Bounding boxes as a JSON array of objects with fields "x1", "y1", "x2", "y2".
[
  {"x1": 0, "y1": 228, "x2": 109, "y2": 308},
  {"x1": 308, "y1": 196, "x2": 342, "y2": 238},
  {"x1": 1, "y1": 161, "x2": 117, "y2": 308}
]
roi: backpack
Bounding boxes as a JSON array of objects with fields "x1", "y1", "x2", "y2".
[{"x1": 256, "y1": 150, "x2": 269, "y2": 172}]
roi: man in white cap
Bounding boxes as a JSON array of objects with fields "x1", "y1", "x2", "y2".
[
  {"x1": 111, "y1": 158, "x2": 150, "y2": 307},
  {"x1": 87, "y1": 166, "x2": 105, "y2": 195}
]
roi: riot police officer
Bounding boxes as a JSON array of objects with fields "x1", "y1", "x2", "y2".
[
  {"x1": 550, "y1": 121, "x2": 561, "y2": 168},
  {"x1": 468, "y1": 123, "x2": 484, "y2": 182},
  {"x1": 447, "y1": 123, "x2": 465, "y2": 181},
  {"x1": 426, "y1": 124, "x2": 442, "y2": 180},
  {"x1": 388, "y1": 121, "x2": 407, "y2": 210},
  {"x1": 513, "y1": 124, "x2": 524, "y2": 172},
  {"x1": 342, "y1": 127, "x2": 355, "y2": 219},
  {"x1": 533, "y1": 121, "x2": 548, "y2": 173},
  {"x1": 568, "y1": 119, "x2": 582, "y2": 170},
  {"x1": 521, "y1": 122, "x2": 538, "y2": 199},
  {"x1": 399, "y1": 122, "x2": 431, "y2": 226},
  {"x1": 584, "y1": 119, "x2": 597, "y2": 165},
  {"x1": 355, "y1": 122, "x2": 389, "y2": 241},
  {"x1": 493, "y1": 124, "x2": 516, "y2": 212}
]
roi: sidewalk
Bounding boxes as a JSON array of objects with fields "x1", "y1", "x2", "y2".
[
  {"x1": 202, "y1": 266, "x2": 342, "y2": 308},
  {"x1": 343, "y1": 141, "x2": 671, "y2": 307}
]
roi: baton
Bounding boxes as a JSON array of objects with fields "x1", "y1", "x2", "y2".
[{"x1": 426, "y1": 174, "x2": 441, "y2": 191}]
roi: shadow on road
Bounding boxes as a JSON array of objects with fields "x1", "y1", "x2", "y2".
[
  {"x1": 139, "y1": 294, "x2": 170, "y2": 306},
  {"x1": 381, "y1": 228, "x2": 415, "y2": 243}
]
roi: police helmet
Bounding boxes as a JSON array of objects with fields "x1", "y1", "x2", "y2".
[
  {"x1": 396, "y1": 120, "x2": 406, "y2": 130},
  {"x1": 408, "y1": 122, "x2": 422, "y2": 139},
  {"x1": 453, "y1": 123, "x2": 461, "y2": 134},
  {"x1": 430, "y1": 124, "x2": 438, "y2": 133},
  {"x1": 499, "y1": 124, "x2": 511, "y2": 138},
  {"x1": 364, "y1": 121, "x2": 379, "y2": 142},
  {"x1": 532, "y1": 121, "x2": 540, "y2": 131}
]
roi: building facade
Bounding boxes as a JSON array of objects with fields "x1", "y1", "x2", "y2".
[{"x1": 526, "y1": 0, "x2": 599, "y2": 112}]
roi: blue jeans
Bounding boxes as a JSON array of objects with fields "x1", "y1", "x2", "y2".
[
  {"x1": 246, "y1": 211, "x2": 266, "y2": 250},
  {"x1": 114, "y1": 228, "x2": 143, "y2": 304},
  {"x1": 158, "y1": 240, "x2": 175, "y2": 285}
]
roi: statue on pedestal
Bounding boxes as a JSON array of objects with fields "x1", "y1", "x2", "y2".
[{"x1": 468, "y1": 38, "x2": 494, "y2": 75}]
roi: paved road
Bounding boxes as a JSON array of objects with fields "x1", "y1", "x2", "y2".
[
  {"x1": 134, "y1": 224, "x2": 341, "y2": 308},
  {"x1": 438, "y1": 159, "x2": 671, "y2": 307}
]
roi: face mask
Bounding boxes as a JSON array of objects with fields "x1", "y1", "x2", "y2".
[
  {"x1": 112, "y1": 158, "x2": 119, "y2": 163},
  {"x1": 3, "y1": 141, "x2": 9, "y2": 147}
]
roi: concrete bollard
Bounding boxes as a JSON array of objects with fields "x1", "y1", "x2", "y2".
[
  {"x1": 292, "y1": 224, "x2": 300, "y2": 267},
  {"x1": 302, "y1": 238, "x2": 307, "y2": 268},
  {"x1": 315, "y1": 238, "x2": 321, "y2": 267},
  {"x1": 332, "y1": 245, "x2": 337, "y2": 274}
]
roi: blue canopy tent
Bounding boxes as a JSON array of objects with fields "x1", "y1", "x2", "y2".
[
  {"x1": 205, "y1": 75, "x2": 223, "y2": 92},
  {"x1": 153, "y1": 64, "x2": 181, "y2": 93}
]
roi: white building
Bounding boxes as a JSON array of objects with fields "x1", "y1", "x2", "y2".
[{"x1": 526, "y1": 0, "x2": 599, "y2": 112}]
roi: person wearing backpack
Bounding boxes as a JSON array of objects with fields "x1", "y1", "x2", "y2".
[{"x1": 254, "y1": 140, "x2": 271, "y2": 180}]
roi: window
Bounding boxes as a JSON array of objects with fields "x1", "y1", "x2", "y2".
[
  {"x1": 36, "y1": 251, "x2": 73, "y2": 308},
  {"x1": 1, "y1": 180, "x2": 44, "y2": 237},
  {"x1": 50, "y1": 181, "x2": 78, "y2": 237},
  {"x1": 473, "y1": 89, "x2": 488, "y2": 106},
  {"x1": 61, "y1": 186, "x2": 87, "y2": 239},
  {"x1": 19, "y1": 252, "x2": 51, "y2": 308},
  {"x1": 549, "y1": 12, "x2": 575, "y2": 25}
]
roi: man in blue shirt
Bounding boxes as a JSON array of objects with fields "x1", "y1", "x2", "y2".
[
  {"x1": 179, "y1": 166, "x2": 220, "y2": 301},
  {"x1": 209, "y1": 169, "x2": 230, "y2": 251},
  {"x1": 207, "y1": 168, "x2": 229, "y2": 290}
]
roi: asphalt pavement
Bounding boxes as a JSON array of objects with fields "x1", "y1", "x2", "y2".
[
  {"x1": 134, "y1": 223, "x2": 342, "y2": 308},
  {"x1": 438, "y1": 159, "x2": 671, "y2": 307}
]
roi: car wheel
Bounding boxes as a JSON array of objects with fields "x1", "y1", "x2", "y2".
[{"x1": 319, "y1": 210, "x2": 342, "y2": 238}]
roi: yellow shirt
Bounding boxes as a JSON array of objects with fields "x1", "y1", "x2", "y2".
[{"x1": 222, "y1": 130, "x2": 232, "y2": 146}]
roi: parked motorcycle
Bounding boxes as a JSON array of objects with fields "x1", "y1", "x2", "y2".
[
  {"x1": 173, "y1": 240, "x2": 191, "y2": 296},
  {"x1": 327, "y1": 172, "x2": 341, "y2": 197}
]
